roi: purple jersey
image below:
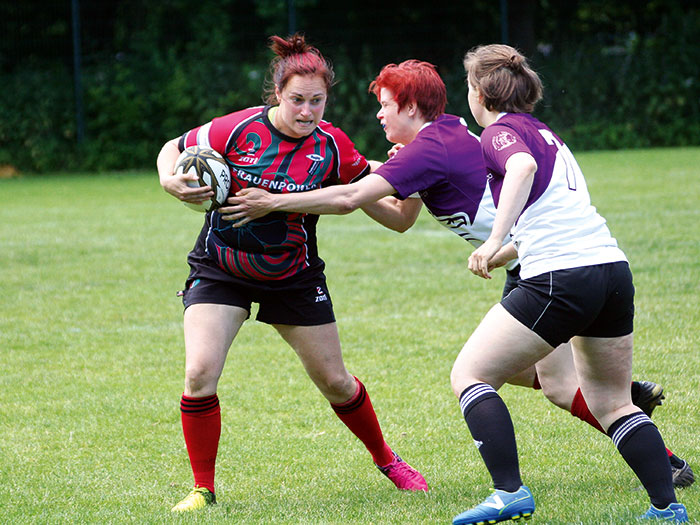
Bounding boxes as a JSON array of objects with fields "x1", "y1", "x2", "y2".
[
  {"x1": 375, "y1": 114, "x2": 503, "y2": 248},
  {"x1": 480, "y1": 113, "x2": 626, "y2": 278}
]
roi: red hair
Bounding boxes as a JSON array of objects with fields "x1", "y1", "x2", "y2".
[
  {"x1": 369, "y1": 60, "x2": 446, "y2": 121},
  {"x1": 265, "y1": 33, "x2": 335, "y2": 104}
]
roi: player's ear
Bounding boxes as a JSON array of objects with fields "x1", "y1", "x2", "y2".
[
  {"x1": 467, "y1": 77, "x2": 485, "y2": 105},
  {"x1": 274, "y1": 85, "x2": 282, "y2": 104},
  {"x1": 407, "y1": 101, "x2": 418, "y2": 117},
  {"x1": 472, "y1": 85, "x2": 485, "y2": 105}
]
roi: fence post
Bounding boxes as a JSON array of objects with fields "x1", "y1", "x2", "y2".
[{"x1": 71, "y1": 0, "x2": 85, "y2": 144}]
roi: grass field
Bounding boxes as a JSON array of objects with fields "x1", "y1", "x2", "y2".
[{"x1": 1, "y1": 147, "x2": 698, "y2": 524}]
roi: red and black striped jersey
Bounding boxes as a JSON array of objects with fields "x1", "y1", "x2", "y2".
[{"x1": 180, "y1": 105, "x2": 370, "y2": 282}]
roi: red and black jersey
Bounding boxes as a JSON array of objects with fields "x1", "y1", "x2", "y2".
[{"x1": 179, "y1": 106, "x2": 369, "y2": 283}]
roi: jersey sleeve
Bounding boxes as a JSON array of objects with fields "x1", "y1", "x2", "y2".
[
  {"x1": 480, "y1": 123, "x2": 533, "y2": 176},
  {"x1": 374, "y1": 134, "x2": 446, "y2": 199},
  {"x1": 318, "y1": 121, "x2": 370, "y2": 184},
  {"x1": 178, "y1": 119, "x2": 227, "y2": 154},
  {"x1": 178, "y1": 107, "x2": 264, "y2": 154}
]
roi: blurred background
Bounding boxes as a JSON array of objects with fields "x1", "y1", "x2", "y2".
[{"x1": 1, "y1": 0, "x2": 698, "y2": 173}]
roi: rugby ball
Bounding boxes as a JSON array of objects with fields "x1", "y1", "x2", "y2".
[{"x1": 174, "y1": 146, "x2": 231, "y2": 212}]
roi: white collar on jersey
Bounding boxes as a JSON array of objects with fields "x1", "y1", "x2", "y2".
[{"x1": 418, "y1": 120, "x2": 434, "y2": 133}]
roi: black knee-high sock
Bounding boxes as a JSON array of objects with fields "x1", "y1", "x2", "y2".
[
  {"x1": 459, "y1": 383, "x2": 522, "y2": 492},
  {"x1": 608, "y1": 412, "x2": 676, "y2": 508}
]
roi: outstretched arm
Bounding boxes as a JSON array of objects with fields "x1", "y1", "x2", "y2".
[
  {"x1": 361, "y1": 196, "x2": 423, "y2": 233},
  {"x1": 220, "y1": 173, "x2": 398, "y2": 226}
]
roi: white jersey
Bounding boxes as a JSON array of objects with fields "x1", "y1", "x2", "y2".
[{"x1": 480, "y1": 113, "x2": 626, "y2": 280}]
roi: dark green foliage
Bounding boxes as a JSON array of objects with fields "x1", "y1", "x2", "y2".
[
  {"x1": 533, "y1": 9, "x2": 700, "y2": 150},
  {"x1": 1, "y1": 2, "x2": 698, "y2": 173}
]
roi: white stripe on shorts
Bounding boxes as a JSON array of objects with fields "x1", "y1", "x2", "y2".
[{"x1": 530, "y1": 272, "x2": 553, "y2": 331}]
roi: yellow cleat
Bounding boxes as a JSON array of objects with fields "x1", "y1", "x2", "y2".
[{"x1": 171, "y1": 486, "x2": 216, "y2": 512}]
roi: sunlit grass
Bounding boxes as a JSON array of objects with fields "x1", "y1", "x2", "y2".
[{"x1": 1, "y1": 148, "x2": 698, "y2": 523}]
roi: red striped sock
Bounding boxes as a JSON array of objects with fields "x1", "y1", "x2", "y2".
[
  {"x1": 570, "y1": 390, "x2": 676, "y2": 458},
  {"x1": 180, "y1": 393, "x2": 221, "y2": 493},
  {"x1": 331, "y1": 377, "x2": 394, "y2": 467},
  {"x1": 571, "y1": 390, "x2": 674, "y2": 457},
  {"x1": 570, "y1": 388, "x2": 604, "y2": 433},
  {"x1": 532, "y1": 373, "x2": 541, "y2": 390}
]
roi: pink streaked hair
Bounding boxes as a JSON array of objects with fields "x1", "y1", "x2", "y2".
[{"x1": 265, "y1": 33, "x2": 335, "y2": 104}]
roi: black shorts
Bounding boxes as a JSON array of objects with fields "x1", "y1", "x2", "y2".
[
  {"x1": 181, "y1": 272, "x2": 336, "y2": 326},
  {"x1": 502, "y1": 264, "x2": 521, "y2": 299},
  {"x1": 501, "y1": 261, "x2": 634, "y2": 348}
]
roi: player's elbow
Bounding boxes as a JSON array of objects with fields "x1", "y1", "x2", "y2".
[
  {"x1": 391, "y1": 221, "x2": 413, "y2": 233},
  {"x1": 334, "y1": 195, "x2": 362, "y2": 215},
  {"x1": 387, "y1": 210, "x2": 419, "y2": 233}
]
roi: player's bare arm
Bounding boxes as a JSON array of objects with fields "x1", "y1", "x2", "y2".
[
  {"x1": 156, "y1": 138, "x2": 214, "y2": 204},
  {"x1": 368, "y1": 159, "x2": 384, "y2": 171},
  {"x1": 221, "y1": 174, "x2": 397, "y2": 226},
  {"x1": 361, "y1": 196, "x2": 423, "y2": 233},
  {"x1": 487, "y1": 242, "x2": 518, "y2": 271},
  {"x1": 468, "y1": 152, "x2": 536, "y2": 279}
]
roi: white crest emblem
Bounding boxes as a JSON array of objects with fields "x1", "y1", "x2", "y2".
[{"x1": 492, "y1": 131, "x2": 517, "y2": 151}]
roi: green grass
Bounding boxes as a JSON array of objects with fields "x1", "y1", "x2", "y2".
[{"x1": 1, "y1": 147, "x2": 698, "y2": 524}]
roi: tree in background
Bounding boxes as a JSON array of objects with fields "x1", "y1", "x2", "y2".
[{"x1": 0, "y1": 0, "x2": 697, "y2": 172}]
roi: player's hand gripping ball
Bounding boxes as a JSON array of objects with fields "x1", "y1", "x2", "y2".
[{"x1": 175, "y1": 146, "x2": 231, "y2": 212}]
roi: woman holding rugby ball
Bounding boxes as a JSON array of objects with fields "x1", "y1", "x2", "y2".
[{"x1": 156, "y1": 33, "x2": 427, "y2": 513}]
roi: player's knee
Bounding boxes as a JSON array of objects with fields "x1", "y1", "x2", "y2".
[
  {"x1": 540, "y1": 384, "x2": 572, "y2": 410},
  {"x1": 184, "y1": 365, "x2": 219, "y2": 396},
  {"x1": 536, "y1": 370, "x2": 579, "y2": 410},
  {"x1": 450, "y1": 364, "x2": 470, "y2": 398},
  {"x1": 316, "y1": 372, "x2": 356, "y2": 400}
]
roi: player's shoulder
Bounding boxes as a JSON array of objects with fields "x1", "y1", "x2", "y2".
[
  {"x1": 427, "y1": 113, "x2": 466, "y2": 132},
  {"x1": 316, "y1": 119, "x2": 352, "y2": 140},
  {"x1": 316, "y1": 119, "x2": 362, "y2": 156},
  {"x1": 213, "y1": 105, "x2": 266, "y2": 126},
  {"x1": 481, "y1": 114, "x2": 533, "y2": 154},
  {"x1": 427, "y1": 114, "x2": 481, "y2": 144}
]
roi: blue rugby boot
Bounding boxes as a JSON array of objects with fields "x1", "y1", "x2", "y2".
[
  {"x1": 453, "y1": 485, "x2": 535, "y2": 525},
  {"x1": 639, "y1": 502, "x2": 688, "y2": 522}
]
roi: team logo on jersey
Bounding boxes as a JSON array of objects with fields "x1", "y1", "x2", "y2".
[
  {"x1": 437, "y1": 212, "x2": 471, "y2": 229},
  {"x1": 492, "y1": 130, "x2": 517, "y2": 151},
  {"x1": 232, "y1": 131, "x2": 264, "y2": 165},
  {"x1": 434, "y1": 212, "x2": 481, "y2": 243},
  {"x1": 306, "y1": 153, "x2": 325, "y2": 176}
]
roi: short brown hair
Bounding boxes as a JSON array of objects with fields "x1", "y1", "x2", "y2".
[{"x1": 463, "y1": 44, "x2": 542, "y2": 113}]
